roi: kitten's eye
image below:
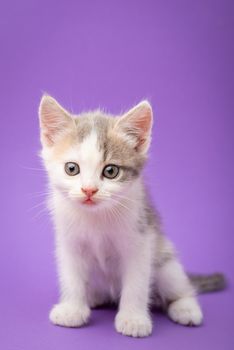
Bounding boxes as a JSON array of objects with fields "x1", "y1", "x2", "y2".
[
  {"x1": 65, "y1": 162, "x2": 80, "y2": 176},
  {"x1": 103, "y1": 165, "x2": 119, "y2": 179}
]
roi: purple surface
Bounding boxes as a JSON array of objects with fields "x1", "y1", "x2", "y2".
[{"x1": 0, "y1": 0, "x2": 233, "y2": 349}]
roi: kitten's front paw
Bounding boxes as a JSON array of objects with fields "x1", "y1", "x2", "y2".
[
  {"x1": 115, "y1": 311, "x2": 152, "y2": 337},
  {"x1": 168, "y1": 297, "x2": 203, "y2": 326},
  {"x1": 49, "y1": 302, "x2": 91, "y2": 327}
]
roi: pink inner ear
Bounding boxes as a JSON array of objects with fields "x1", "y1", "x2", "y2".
[
  {"x1": 40, "y1": 111, "x2": 66, "y2": 146},
  {"x1": 128, "y1": 107, "x2": 152, "y2": 147},
  {"x1": 39, "y1": 95, "x2": 73, "y2": 147},
  {"x1": 116, "y1": 101, "x2": 153, "y2": 153},
  {"x1": 42, "y1": 121, "x2": 62, "y2": 146},
  {"x1": 135, "y1": 116, "x2": 151, "y2": 148},
  {"x1": 134, "y1": 113, "x2": 152, "y2": 133},
  {"x1": 43, "y1": 132, "x2": 53, "y2": 146}
]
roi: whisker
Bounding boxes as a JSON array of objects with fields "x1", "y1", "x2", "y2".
[
  {"x1": 69, "y1": 193, "x2": 84, "y2": 198},
  {"x1": 101, "y1": 190, "x2": 137, "y2": 204},
  {"x1": 27, "y1": 200, "x2": 47, "y2": 213},
  {"x1": 109, "y1": 204, "x2": 123, "y2": 227},
  {"x1": 112, "y1": 194, "x2": 137, "y2": 204},
  {"x1": 30, "y1": 206, "x2": 50, "y2": 220},
  {"x1": 112, "y1": 203, "x2": 133, "y2": 230},
  {"x1": 26, "y1": 191, "x2": 52, "y2": 199},
  {"x1": 108, "y1": 197, "x2": 137, "y2": 219},
  {"x1": 19, "y1": 165, "x2": 45, "y2": 172}
]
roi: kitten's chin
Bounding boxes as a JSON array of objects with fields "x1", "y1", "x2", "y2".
[
  {"x1": 80, "y1": 200, "x2": 107, "y2": 212},
  {"x1": 68, "y1": 196, "x2": 104, "y2": 211},
  {"x1": 66, "y1": 192, "x2": 115, "y2": 212}
]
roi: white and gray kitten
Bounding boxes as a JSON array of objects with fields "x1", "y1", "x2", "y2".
[{"x1": 39, "y1": 95, "x2": 224, "y2": 337}]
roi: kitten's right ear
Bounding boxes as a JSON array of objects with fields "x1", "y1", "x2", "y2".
[{"x1": 39, "y1": 95, "x2": 74, "y2": 147}]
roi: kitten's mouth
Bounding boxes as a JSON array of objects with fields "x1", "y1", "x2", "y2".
[{"x1": 82, "y1": 198, "x2": 96, "y2": 205}]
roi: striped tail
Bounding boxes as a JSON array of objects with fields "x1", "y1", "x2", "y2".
[{"x1": 189, "y1": 273, "x2": 226, "y2": 294}]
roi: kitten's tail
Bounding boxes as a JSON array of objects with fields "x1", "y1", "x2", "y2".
[{"x1": 189, "y1": 273, "x2": 226, "y2": 294}]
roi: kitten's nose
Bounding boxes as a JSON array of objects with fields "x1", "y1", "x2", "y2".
[{"x1": 81, "y1": 187, "x2": 99, "y2": 198}]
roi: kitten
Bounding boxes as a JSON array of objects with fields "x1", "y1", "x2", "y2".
[{"x1": 39, "y1": 95, "x2": 225, "y2": 337}]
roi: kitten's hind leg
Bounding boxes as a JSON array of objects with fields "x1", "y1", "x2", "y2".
[{"x1": 155, "y1": 259, "x2": 203, "y2": 326}]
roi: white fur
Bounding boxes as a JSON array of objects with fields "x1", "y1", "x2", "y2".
[
  {"x1": 168, "y1": 297, "x2": 203, "y2": 326},
  {"x1": 49, "y1": 176, "x2": 156, "y2": 335}
]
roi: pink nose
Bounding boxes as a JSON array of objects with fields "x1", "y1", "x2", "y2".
[{"x1": 81, "y1": 188, "x2": 99, "y2": 198}]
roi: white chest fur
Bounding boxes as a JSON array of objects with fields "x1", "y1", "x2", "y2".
[{"x1": 51, "y1": 191, "x2": 136, "y2": 301}]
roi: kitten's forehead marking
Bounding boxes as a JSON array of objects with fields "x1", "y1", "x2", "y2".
[
  {"x1": 75, "y1": 112, "x2": 110, "y2": 139},
  {"x1": 78, "y1": 130, "x2": 104, "y2": 188},
  {"x1": 76, "y1": 112, "x2": 114, "y2": 162},
  {"x1": 75, "y1": 117, "x2": 93, "y2": 142},
  {"x1": 79, "y1": 130, "x2": 102, "y2": 162}
]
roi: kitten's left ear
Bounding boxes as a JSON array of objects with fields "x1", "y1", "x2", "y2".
[
  {"x1": 115, "y1": 100, "x2": 153, "y2": 154},
  {"x1": 39, "y1": 94, "x2": 74, "y2": 147}
]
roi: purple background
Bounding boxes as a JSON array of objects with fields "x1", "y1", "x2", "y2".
[{"x1": 0, "y1": 0, "x2": 233, "y2": 349}]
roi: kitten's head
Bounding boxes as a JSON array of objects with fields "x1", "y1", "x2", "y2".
[{"x1": 39, "y1": 95, "x2": 153, "y2": 211}]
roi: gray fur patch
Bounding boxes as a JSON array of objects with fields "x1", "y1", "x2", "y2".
[
  {"x1": 101, "y1": 135, "x2": 145, "y2": 182},
  {"x1": 74, "y1": 117, "x2": 92, "y2": 142},
  {"x1": 189, "y1": 273, "x2": 226, "y2": 293},
  {"x1": 119, "y1": 166, "x2": 140, "y2": 182},
  {"x1": 136, "y1": 188, "x2": 162, "y2": 237}
]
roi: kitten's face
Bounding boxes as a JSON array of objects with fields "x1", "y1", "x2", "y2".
[{"x1": 39, "y1": 96, "x2": 153, "y2": 211}]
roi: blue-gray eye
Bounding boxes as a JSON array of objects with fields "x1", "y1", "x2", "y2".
[
  {"x1": 103, "y1": 165, "x2": 119, "y2": 179},
  {"x1": 65, "y1": 162, "x2": 80, "y2": 176}
]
